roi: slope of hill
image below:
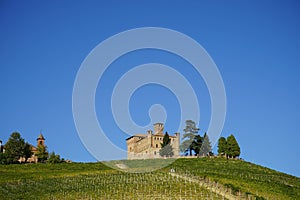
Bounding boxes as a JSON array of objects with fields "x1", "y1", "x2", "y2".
[
  {"x1": 167, "y1": 158, "x2": 300, "y2": 199},
  {"x1": 0, "y1": 158, "x2": 299, "y2": 199}
]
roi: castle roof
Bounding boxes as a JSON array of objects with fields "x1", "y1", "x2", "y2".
[{"x1": 126, "y1": 134, "x2": 147, "y2": 141}]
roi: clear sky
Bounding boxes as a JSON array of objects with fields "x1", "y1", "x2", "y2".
[{"x1": 0, "y1": 1, "x2": 299, "y2": 177}]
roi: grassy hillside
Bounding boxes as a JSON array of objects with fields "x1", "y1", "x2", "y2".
[
  {"x1": 0, "y1": 158, "x2": 299, "y2": 199},
  {"x1": 167, "y1": 158, "x2": 300, "y2": 200}
]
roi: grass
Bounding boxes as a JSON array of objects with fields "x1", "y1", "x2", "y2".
[
  {"x1": 0, "y1": 162, "x2": 220, "y2": 199},
  {"x1": 103, "y1": 158, "x2": 177, "y2": 172},
  {"x1": 0, "y1": 158, "x2": 299, "y2": 199},
  {"x1": 166, "y1": 158, "x2": 300, "y2": 200},
  {"x1": 0, "y1": 162, "x2": 112, "y2": 184}
]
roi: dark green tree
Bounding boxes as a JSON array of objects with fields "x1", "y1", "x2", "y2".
[
  {"x1": 191, "y1": 135, "x2": 203, "y2": 156},
  {"x1": 0, "y1": 153, "x2": 8, "y2": 164},
  {"x1": 36, "y1": 145, "x2": 48, "y2": 163},
  {"x1": 180, "y1": 120, "x2": 199, "y2": 156},
  {"x1": 217, "y1": 137, "x2": 227, "y2": 157},
  {"x1": 199, "y1": 132, "x2": 212, "y2": 156},
  {"x1": 4, "y1": 132, "x2": 26, "y2": 164},
  {"x1": 23, "y1": 142, "x2": 33, "y2": 162},
  {"x1": 48, "y1": 152, "x2": 61, "y2": 164},
  {"x1": 226, "y1": 134, "x2": 240, "y2": 158},
  {"x1": 159, "y1": 132, "x2": 174, "y2": 157}
]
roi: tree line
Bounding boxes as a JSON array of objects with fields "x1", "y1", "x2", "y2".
[
  {"x1": 146, "y1": 119, "x2": 241, "y2": 158},
  {"x1": 0, "y1": 132, "x2": 63, "y2": 164},
  {"x1": 180, "y1": 120, "x2": 241, "y2": 158},
  {"x1": 217, "y1": 135, "x2": 240, "y2": 158},
  {"x1": 1, "y1": 121, "x2": 241, "y2": 163}
]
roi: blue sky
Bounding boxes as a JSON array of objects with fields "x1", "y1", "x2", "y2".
[{"x1": 0, "y1": 1, "x2": 300, "y2": 177}]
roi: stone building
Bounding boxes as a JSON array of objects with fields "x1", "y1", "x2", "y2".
[
  {"x1": 126, "y1": 123, "x2": 180, "y2": 160},
  {"x1": 19, "y1": 133, "x2": 46, "y2": 163}
]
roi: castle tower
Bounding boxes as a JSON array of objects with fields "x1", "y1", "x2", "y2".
[
  {"x1": 154, "y1": 123, "x2": 164, "y2": 134},
  {"x1": 37, "y1": 133, "x2": 45, "y2": 147},
  {"x1": 173, "y1": 132, "x2": 180, "y2": 157},
  {"x1": 147, "y1": 130, "x2": 153, "y2": 151}
]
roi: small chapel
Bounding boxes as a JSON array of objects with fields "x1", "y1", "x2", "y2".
[
  {"x1": 19, "y1": 133, "x2": 46, "y2": 163},
  {"x1": 126, "y1": 123, "x2": 180, "y2": 159}
]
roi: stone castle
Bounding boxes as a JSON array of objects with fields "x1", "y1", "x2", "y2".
[{"x1": 126, "y1": 123, "x2": 180, "y2": 159}]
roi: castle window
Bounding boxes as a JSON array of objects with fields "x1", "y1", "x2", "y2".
[
  {"x1": 156, "y1": 144, "x2": 158, "y2": 148},
  {"x1": 154, "y1": 151, "x2": 156, "y2": 155},
  {"x1": 39, "y1": 141, "x2": 43, "y2": 145}
]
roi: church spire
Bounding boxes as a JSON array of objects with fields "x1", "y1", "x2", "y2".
[{"x1": 37, "y1": 133, "x2": 45, "y2": 147}]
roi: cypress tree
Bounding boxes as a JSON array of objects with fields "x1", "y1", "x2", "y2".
[
  {"x1": 226, "y1": 134, "x2": 240, "y2": 158},
  {"x1": 191, "y1": 135, "x2": 203, "y2": 156},
  {"x1": 217, "y1": 137, "x2": 227, "y2": 157},
  {"x1": 159, "y1": 132, "x2": 174, "y2": 157}
]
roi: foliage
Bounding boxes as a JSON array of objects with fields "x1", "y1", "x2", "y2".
[
  {"x1": 190, "y1": 134, "x2": 203, "y2": 156},
  {"x1": 3, "y1": 132, "x2": 26, "y2": 164},
  {"x1": 0, "y1": 159, "x2": 299, "y2": 199},
  {"x1": 23, "y1": 142, "x2": 33, "y2": 162},
  {"x1": 48, "y1": 152, "x2": 61, "y2": 164},
  {"x1": 217, "y1": 135, "x2": 240, "y2": 158},
  {"x1": 0, "y1": 162, "x2": 222, "y2": 199},
  {"x1": 217, "y1": 137, "x2": 227, "y2": 156},
  {"x1": 168, "y1": 158, "x2": 300, "y2": 200},
  {"x1": 104, "y1": 158, "x2": 176, "y2": 173},
  {"x1": 224, "y1": 183, "x2": 241, "y2": 195},
  {"x1": 0, "y1": 153, "x2": 8, "y2": 165},
  {"x1": 36, "y1": 145, "x2": 48, "y2": 163},
  {"x1": 180, "y1": 120, "x2": 213, "y2": 157},
  {"x1": 199, "y1": 132, "x2": 212, "y2": 156},
  {"x1": 159, "y1": 132, "x2": 174, "y2": 157},
  {"x1": 226, "y1": 134, "x2": 240, "y2": 158},
  {"x1": 180, "y1": 120, "x2": 199, "y2": 155}
]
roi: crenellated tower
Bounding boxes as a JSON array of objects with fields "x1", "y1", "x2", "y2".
[{"x1": 153, "y1": 122, "x2": 164, "y2": 134}]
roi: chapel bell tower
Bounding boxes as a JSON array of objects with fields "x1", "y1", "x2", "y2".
[{"x1": 37, "y1": 133, "x2": 45, "y2": 147}]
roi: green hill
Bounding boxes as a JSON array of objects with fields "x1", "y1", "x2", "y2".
[{"x1": 0, "y1": 158, "x2": 299, "y2": 199}]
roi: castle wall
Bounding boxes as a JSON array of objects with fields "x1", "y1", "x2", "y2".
[{"x1": 126, "y1": 124, "x2": 180, "y2": 160}]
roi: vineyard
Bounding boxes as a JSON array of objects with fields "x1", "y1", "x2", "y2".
[{"x1": 0, "y1": 158, "x2": 299, "y2": 199}]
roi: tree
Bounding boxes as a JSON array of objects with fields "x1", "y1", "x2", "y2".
[
  {"x1": 4, "y1": 132, "x2": 26, "y2": 164},
  {"x1": 48, "y1": 152, "x2": 61, "y2": 164},
  {"x1": 217, "y1": 137, "x2": 227, "y2": 157},
  {"x1": 23, "y1": 142, "x2": 33, "y2": 162},
  {"x1": 226, "y1": 134, "x2": 240, "y2": 158},
  {"x1": 159, "y1": 132, "x2": 174, "y2": 157},
  {"x1": 180, "y1": 120, "x2": 199, "y2": 156},
  {"x1": 36, "y1": 145, "x2": 48, "y2": 163},
  {"x1": 0, "y1": 153, "x2": 8, "y2": 165},
  {"x1": 199, "y1": 132, "x2": 212, "y2": 156},
  {"x1": 191, "y1": 135, "x2": 203, "y2": 156}
]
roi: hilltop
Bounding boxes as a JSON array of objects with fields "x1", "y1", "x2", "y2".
[{"x1": 0, "y1": 158, "x2": 299, "y2": 199}]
